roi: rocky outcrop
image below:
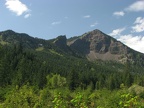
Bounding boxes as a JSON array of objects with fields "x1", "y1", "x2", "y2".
[
  {"x1": 67, "y1": 29, "x2": 142, "y2": 62},
  {"x1": 54, "y1": 35, "x2": 67, "y2": 48},
  {"x1": 1, "y1": 29, "x2": 144, "y2": 63},
  {"x1": 53, "y1": 35, "x2": 72, "y2": 53}
]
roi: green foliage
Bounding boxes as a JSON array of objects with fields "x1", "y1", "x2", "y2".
[
  {"x1": 0, "y1": 83, "x2": 144, "y2": 108},
  {"x1": 49, "y1": 49, "x2": 63, "y2": 56},
  {"x1": 1, "y1": 85, "x2": 38, "y2": 108},
  {"x1": 1, "y1": 30, "x2": 144, "y2": 108},
  {"x1": 35, "y1": 47, "x2": 44, "y2": 51},
  {"x1": 119, "y1": 93, "x2": 144, "y2": 108},
  {"x1": 52, "y1": 92, "x2": 68, "y2": 108},
  {"x1": 70, "y1": 92, "x2": 88, "y2": 108},
  {"x1": 1, "y1": 40, "x2": 144, "y2": 91},
  {"x1": 46, "y1": 74, "x2": 67, "y2": 89},
  {"x1": 128, "y1": 85, "x2": 144, "y2": 98}
]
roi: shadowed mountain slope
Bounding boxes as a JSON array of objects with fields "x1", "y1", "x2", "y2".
[{"x1": 0, "y1": 29, "x2": 144, "y2": 64}]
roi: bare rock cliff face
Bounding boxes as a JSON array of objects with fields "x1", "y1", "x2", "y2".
[
  {"x1": 67, "y1": 29, "x2": 135, "y2": 62},
  {"x1": 1, "y1": 29, "x2": 144, "y2": 63}
]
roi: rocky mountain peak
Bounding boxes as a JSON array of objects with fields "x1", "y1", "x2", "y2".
[
  {"x1": 53, "y1": 35, "x2": 71, "y2": 53},
  {"x1": 81, "y1": 29, "x2": 104, "y2": 40},
  {"x1": 67, "y1": 29, "x2": 141, "y2": 62},
  {"x1": 54, "y1": 35, "x2": 67, "y2": 46},
  {"x1": 1, "y1": 29, "x2": 144, "y2": 63}
]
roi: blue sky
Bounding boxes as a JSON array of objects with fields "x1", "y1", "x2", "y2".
[{"x1": 0, "y1": 0, "x2": 144, "y2": 53}]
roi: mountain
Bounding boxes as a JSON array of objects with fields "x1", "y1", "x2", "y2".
[
  {"x1": 0, "y1": 30, "x2": 54, "y2": 49},
  {"x1": 67, "y1": 29, "x2": 144, "y2": 63},
  {"x1": 0, "y1": 29, "x2": 144, "y2": 64},
  {"x1": 1, "y1": 29, "x2": 144, "y2": 106},
  {"x1": 1, "y1": 29, "x2": 144, "y2": 108},
  {"x1": 0, "y1": 30, "x2": 72, "y2": 59}
]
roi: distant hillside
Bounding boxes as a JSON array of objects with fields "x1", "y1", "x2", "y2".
[
  {"x1": 1, "y1": 29, "x2": 144, "y2": 108},
  {"x1": 0, "y1": 29, "x2": 144, "y2": 95},
  {"x1": 0, "y1": 29, "x2": 144, "y2": 65},
  {"x1": 0, "y1": 30, "x2": 77, "y2": 58},
  {"x1": 67, "y1": 29, "x2": 144, "y2": 63}
]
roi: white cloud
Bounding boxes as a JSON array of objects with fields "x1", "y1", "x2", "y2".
[
  {"x1": 118, "y1": 34, "x2": 144, "y2": 53},
  {"x1": 125, "y1": 0, "x2": 144, "y2": 12},
  {"x1": 113, "y1": 11, "x2": 125, "y2": 16},
  {"x1": 132, "y1": 17, "x2": 144, "y2": 33},
  {"x1": 51, "y1": 21, "x2": 61, "y2": 25},
  {"x1": 83, "y1": 15, "x2": 91, "y2": 18},
  {"x1": 24, "y1": 13, "x2": 31, "y2": 18},
  {"x1": 5, "y1": 0, "x2": 31, "y2": 17},
  {"x1": 90, "y1": 22, "x2": 98, "y2": 27},
  {"x1": 109, "y1": 27, "x2": 126, "y2": 36}
]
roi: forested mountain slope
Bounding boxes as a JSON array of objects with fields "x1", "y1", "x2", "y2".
[
  {"x1": 0, "y1": 29, "x2": 144, "y2": 107},
  {"x1": 1, "y1": 29, "x2": 144, "y2": 64},
  {"x1": 0, "y1": 29, "x2": 144, "y2": 87}
]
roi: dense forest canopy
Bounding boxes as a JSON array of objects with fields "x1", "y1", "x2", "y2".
[{"x1": 0, "y1": 30, "x2": 144, "y2": 107}]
